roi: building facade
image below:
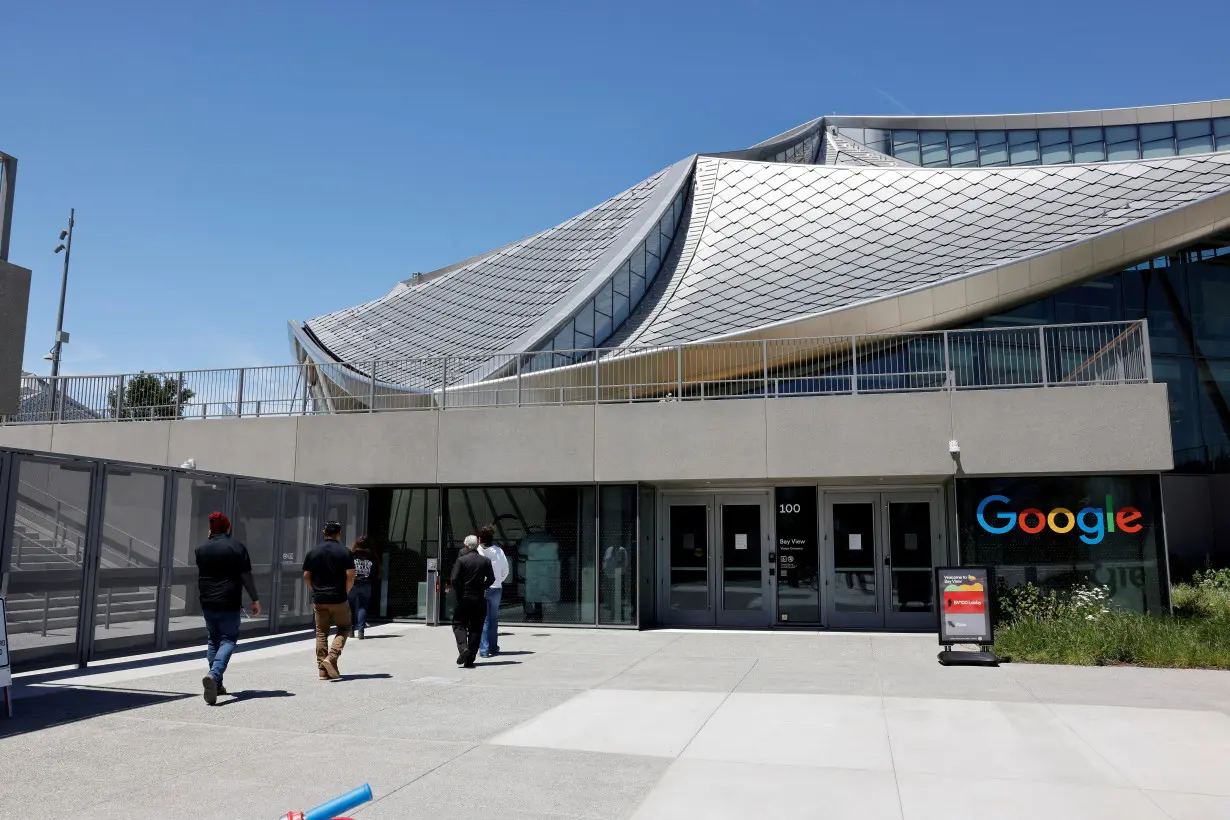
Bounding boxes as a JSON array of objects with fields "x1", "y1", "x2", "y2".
[{"x1": 6, "y1": 100, "x2": 1230, "y2": 636}]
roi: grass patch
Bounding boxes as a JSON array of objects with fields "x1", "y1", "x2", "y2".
[
  {"x1": 994, "y1": 570, "x2": 1230, "y2": 669},
  {"x1": 995, "y1": 610, "x2": 1230, "y2": 669}
]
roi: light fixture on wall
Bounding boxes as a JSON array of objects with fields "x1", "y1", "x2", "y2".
[
  {"x1": 180, "y1": 458, "x2": 196, "y2": 469},
  {"x1": 948, "y1": 440, "x2": 961, "y2": 457}
]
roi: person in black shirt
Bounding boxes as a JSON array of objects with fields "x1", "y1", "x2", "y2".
[
  {"x1": 194, "y1": 511, "x2": 261, "y2": 705},
  {"x1": 302, "y1": 521, "x2": 355, "y2": 680},
  {"x1": 449, "y1": 534, "x2": 495, "y2": 668},
  {"x1": 348, "y1": 536, "x2": 379, "y2": 640}
]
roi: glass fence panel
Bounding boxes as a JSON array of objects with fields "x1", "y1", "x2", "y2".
[
  {"x1": 4, "y1": 455, "x2": 94, "y2": 666},
  {"x1": 166, "y1": 474, "x2": 231, "y2": 644},
  {"x1": 280, "y1": 486, "x2": 321, "y2": 627},
  {"x1": 94, "y1": 467, "x2": 166, "y2": 655},
  {"x1": 233, "y1": 479, "x2": 277, "y2": 635}
]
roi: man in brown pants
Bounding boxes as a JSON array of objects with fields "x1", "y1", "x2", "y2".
[{"x1": 302, "y1": 521, "x2": 355, "y2": 679}]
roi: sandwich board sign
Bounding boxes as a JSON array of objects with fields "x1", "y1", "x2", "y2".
[{"x1": 935, "y1": 567, "x2": 993, "y2": 645}]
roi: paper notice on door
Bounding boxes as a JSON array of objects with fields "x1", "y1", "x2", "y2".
[
  {"x1": 849, "y1": 533, "x2": 862, "y2": 551},
  {"x1": 904, "y1": 533, "x2": 918, "y2": 551},
  {"x1": 735, "y1": 533, "x2": 748, "y2": 550}
]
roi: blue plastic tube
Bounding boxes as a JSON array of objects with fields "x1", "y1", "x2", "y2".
[{"x1": 303, "y1": 783, "x2": 374, "y2": 820}]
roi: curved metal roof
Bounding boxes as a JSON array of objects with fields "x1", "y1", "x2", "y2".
[
  {"x1": 299, "y1": 158, "x2": 692, "y2": 388},
  {"x1": 292, "y1": 99, "x2": 1230, "y2": 392},
  {"x1": 616, "y1": 152, "x2": 1230, "y2": 347}
]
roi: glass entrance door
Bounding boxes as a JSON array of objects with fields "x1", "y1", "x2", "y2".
[
  {"x1": 716, "y1": 494, "x2": 772, "y2": 628},
  {"x1": 882, "y1": 493, "x2": 939, "y2": 630},
  {"x1": 661, "y1": 493, "x2": 773, "y2": 627},
  {"x1": 663, "y1": 498, "x2": 712, "y2": 626},
  {"x1": 826, "y1": 494, "x2": 881, "y2": 629},
  {"x1": 825, "y1": 491, "x2": 942, "y2": 630}
]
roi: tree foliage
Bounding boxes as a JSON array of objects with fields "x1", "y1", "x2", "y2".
[{"x1": 108, "y1": 372, "x2": 195, "y2": 420}]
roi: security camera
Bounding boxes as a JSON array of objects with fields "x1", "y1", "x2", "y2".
[
  {"x1": 180, "y1": 458, "x2": 196, "y2": 469},
  {"x1": 948, "y1": 440, "x2": 960, "y2": 456}
]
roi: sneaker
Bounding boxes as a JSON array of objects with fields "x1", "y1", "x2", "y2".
[
  {"x1": 456, "y1": 654, "x2": 466, "y2": 666},
  {"x1": 479, "y1": 652, "x2": 490, "y2": 658},
  {"x1": 462, "y1": 661, "x2": 476, "y2": 669},
  {"x1": 217, "y1": 685, "x2": 229, "y2": 697},
  {"x1": 202, "y1": 675, "x2": 218, "y2": 706},
  {"x1": 321, "y1": 656, "x2": 340, "y2": 680},
  {"x1": 357, "y1": 631, "x2": 365, "y2": 640},
  {"x1": 319, "y1": 671, "x2": 329, "y2": 680}
]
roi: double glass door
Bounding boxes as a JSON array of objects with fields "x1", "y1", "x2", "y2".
[
  {"x1": 662, "y1": 494, "x2": 772, "y2": 627},
  {"x1": 825, "y1": 491, "x2": 942, "y2": 630}
]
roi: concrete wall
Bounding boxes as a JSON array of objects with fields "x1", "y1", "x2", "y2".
[
  {"x1": 0, "y1": 383, "x2": 1172, "y2": 485},
  {"x1": 0, "y1": 260, "x2": 31, "y2": 415}
]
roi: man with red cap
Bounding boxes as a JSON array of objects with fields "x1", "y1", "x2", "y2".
[{"x1": 194, "y1": 511, "x2": 262, "y2": 704}]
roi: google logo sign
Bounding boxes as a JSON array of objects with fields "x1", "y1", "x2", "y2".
[{"x1": 976, "y1": 495, "x2": 1142, "y2": 546}]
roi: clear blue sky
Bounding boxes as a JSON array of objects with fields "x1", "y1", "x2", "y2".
[{"x1": 3, "y1": 1, "x2": 1228, "y2": 376}]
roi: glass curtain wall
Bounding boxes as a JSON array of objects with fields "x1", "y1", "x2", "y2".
[
  {"x1": 443, "y1": 486, "x2": 596, "y2": 624},
  {"x1": 599, "y1": 485, "x2": 637, "y2": 625},
  {"x1": 422, "y1": 485, "x2": 639, "y2": 626},
  {"x1": 956, "y1": 475, "x2": 1166, "y2": 613},
  {"x1": 94, "y1": 467, "x2": 166, "y2": 654},
  {"x1": 975, "y1": 235, "x2": 1230, "y2": 474},
  {"x1": 1, "y1": 455, "x2": 94, "y2": 666},
  {"x1": 381, "y1": 488, "x2": 439, "y2": 619}
]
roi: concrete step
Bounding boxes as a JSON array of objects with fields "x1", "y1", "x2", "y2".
[{"x1": 7, "y1": 617, "x2": 79, "y2": 634}]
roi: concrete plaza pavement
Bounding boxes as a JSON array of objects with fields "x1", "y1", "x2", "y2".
[{"x1": 3, "y1": 624, "x2": 1230, "y2": 819}]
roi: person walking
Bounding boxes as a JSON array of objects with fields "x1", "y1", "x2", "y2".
[
  {"x1": 476, "y1": 524, "x2": 509, "y2": 658},
  {"x1": 449, "y1": 534, "x2": 494, "y2": 668},
  {"x1": 348, "y1": 535, "x2": 379, "y2": 639},
  {"x1": 303, "y1": 521, "x2": 355, "y2": 680},
  {"x1": 194, "y1": 511, "x2": 262, "y2": 705}
]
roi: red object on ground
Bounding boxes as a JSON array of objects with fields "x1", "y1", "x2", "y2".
[{"x1": 943, "y1": 590, "x2": 985, "y2": 614}]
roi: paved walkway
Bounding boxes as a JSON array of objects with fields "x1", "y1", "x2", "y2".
[{"x1": 3, "y1": 624, "x2": 1230, "y2": 819}]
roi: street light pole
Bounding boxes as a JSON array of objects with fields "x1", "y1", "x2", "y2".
[{"x1": 50, "y1": 207, "x2": 75, "y2": 380}]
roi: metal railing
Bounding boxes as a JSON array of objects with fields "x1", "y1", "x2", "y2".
[{"x1": 2, "y1": 321, "x2": 1151, "y2": 423}]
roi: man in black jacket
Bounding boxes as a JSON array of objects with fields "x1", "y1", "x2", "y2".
[
  {"x1": 449, "y1": 535, "x2": 494, "y2": 668},
  {"x1": 195, "y1": 511, "x2": 262, "y2": 705}
]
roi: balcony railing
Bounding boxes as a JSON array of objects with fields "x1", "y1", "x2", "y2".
[{"x1": 3, "y1": 321, "x2": 1151, "y2": 424}]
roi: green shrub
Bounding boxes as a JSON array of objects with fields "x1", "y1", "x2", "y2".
[
  {"x1": 1192, "y1": 568, "x2": 1230, "y2": 592},
  {"x1": 1172, "y1": 569, "x2": 1230, "y2": 619},
  {"x1": 996, "y1": 581, "x2": 1110, "y2": 626}
]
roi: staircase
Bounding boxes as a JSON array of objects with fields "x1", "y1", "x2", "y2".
[{"x1": 5, "y1": 500, "x2": 167, "y2": 636}]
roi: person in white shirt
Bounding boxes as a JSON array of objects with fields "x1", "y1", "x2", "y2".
[{"x1": 477, "y1": 524, "x2": 510, "y2": 658}]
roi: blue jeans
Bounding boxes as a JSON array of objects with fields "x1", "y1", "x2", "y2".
[
  {"x1": 349, "y1": 584, "x2": 372, "y2": 633},
  {"x1": 203, "y1": 609, "x2": 241, "y2": 687},
  {"x1": 479, "y1": 587, "x2": 502, "y2": 656}
]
